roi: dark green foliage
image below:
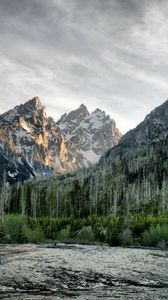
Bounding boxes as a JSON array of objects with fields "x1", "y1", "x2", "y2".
[
  {"x1": 1, "y1": 141, "x2": 168, "y2": 247},
  {"x1": 0, "y1": 214, "x2": 168, "y2": 247},
  {"x1": 25, "y1": 227, "x2": 45, "y2": 243},
  {"x1": 3, "y1": 147, "x2": 168, "y2": 220},
  {"x1": 141, "y1": 224, "x2": 168, "y2": 248},
  {"x1": 69, "y1": 180, "x2": 83, "y2": 217},
  {"x1": 56, "y1": 226, "x2": 71, "y2": 242},
  {"x1": 120, "y1": 229, "x2": 133, "y2": 247},
  {"x1": 106, "y1": 216, "x2": 121, "y2": 246},
  {"x1": 0, "y1": 222, "x2": 4, "y2": 242},
  {"x1": 3, "y1": 215, "x2": 28, "y2": 243},
  {"x1": 76, "y1": 226, "x2": 94, "y2": 243}
]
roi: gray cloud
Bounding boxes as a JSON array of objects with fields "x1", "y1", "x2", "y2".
[{"x1": 0, "y1": 0, "x2": 168, "y2": 132}]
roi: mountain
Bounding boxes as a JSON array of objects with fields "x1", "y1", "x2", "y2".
[
  {"x1": 0, "y1": 147, "x2": 35, "y2": 185},
  {"x1": 103, "y1": 99, "x2": 168, "y2": 163},
  {"x1": 1, "y1": 99, "x2": 168, "y2": 218},
  {"x1": 0, "y1": 97, "x2": 121, "y2": 184},
  {"x1": 57, "y1": 104, "x2": 122, "y2": 166},
  {"x1": 94, "y1": 99, "x2": 168, "y2": 214},
  {"x1": 20, "y1": 99, "x2": 168, "y2": 217}
]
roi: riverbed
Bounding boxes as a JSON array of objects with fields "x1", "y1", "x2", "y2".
[{"x1": 0, "y1": 243, "x2": 168, "y2": 299}]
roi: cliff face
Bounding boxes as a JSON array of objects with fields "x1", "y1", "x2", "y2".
[
  {"x1": 57, "y1": 104, "x2": 122, "y2": 167},
  {"x1": 0, "y1": 97, "x2": 122, "y2": 183},
  {"x1": 0, "y1": 97, "x2": 77, "y2": 183}
]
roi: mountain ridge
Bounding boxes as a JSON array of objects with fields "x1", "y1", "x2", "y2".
[
  {"x1": 0, "y1": 97, "x2": 122, "y2": 183},
  {"x1": 1, "y1": 98, "x2": 168, "y2": 218}
]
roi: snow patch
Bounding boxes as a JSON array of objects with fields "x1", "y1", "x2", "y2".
[
  {"x1": 8, "y1": 170, "x2": 19, "y2": 178},
  {"x1": 79, "y1": 149, "x2": 100, "y2": 164}
]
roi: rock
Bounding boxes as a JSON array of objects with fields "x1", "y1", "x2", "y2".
[
  {"x1": 57, "y1": 104, "x2": 122, "y2": 167},
  {"x1": 0, "y1": 98, "x2": 122, "y2": 184}
]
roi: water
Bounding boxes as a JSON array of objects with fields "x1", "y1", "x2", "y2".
[{"x1": 0, "y1": 243, "x2": 168, "y2": 299}]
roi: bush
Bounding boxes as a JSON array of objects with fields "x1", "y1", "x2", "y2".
[
  {"x1": 106, "y1": 217, "x2": 121, "y2": 246},
  {"x1": 141, "y1": 224, "x2": 168, "y2": 248},
  {"x1": 120, "y1": 228, "x2": 133, "y2": 247},
  {"x1": 56, "y1": 226, "x2": 71, "y2": 242},
  {"x1": 25, "y1": 227, "x2": 45, "y2": 243},
  {"x1": 76, "y1": 226, "x2": 95, "y2": 242},
  {"x1": 0, "y1": 222, "x2": 5, "y2": 242},
  {"x1": 3, "y1": 215, "x2": 28, "y2": 243},
  {"x1": 93, "y1": 224, "x2": 107, "y2": 242},
  {"x1": 1, "y1": 213, "x2": 168, "y2": 247}
]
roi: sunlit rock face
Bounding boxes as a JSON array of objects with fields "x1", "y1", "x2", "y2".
[
  {"x1": 0, "y1": 97, "x2": 78, "y2": 182},
  {"x1": 0, "y1": 97, "x2": 122, "y2": 183}
]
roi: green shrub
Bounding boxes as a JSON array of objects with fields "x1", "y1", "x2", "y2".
[
  {"x1": 76, "y1": 226, "x2": 95, "y2": 242},
  {"x1": 56, "y1": 226, "x2": 71, "y2": 242},
  {"x1": 93, "y1": 225, "x2": 107, "y2": 242},
  {"x1": 106, "y1": 217, "x2": 121, "y2": 246},
  {"x1": 3, "y1": 215, "x2": 28, "y2": 243},
  {"x1": 142, "y1": 224, "x2": 168, "y2": 248},
  {"x1": 1, "y1": 213, "x2": 168, "y2": 247},
  {"x1": 0, "y1": 222, "x2": 5, "y2": 242},
  {"x1": 25, "y1": 227, "x2": 45, "y2": 243},
  {"x1": 120, "y1": 228, "x2": 133, "y2": 247}
]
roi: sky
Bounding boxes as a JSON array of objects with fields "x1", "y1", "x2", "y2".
[{"x1": 0, "y1": 0, "x2": 168, "y2": 133}]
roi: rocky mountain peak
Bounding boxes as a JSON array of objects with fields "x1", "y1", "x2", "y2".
[
  {"x1": 92, "y1": 108, "x2": 105, "y2": 115},
  {"x1": 0, "y1": 98, "x2": 122, "y2": 183},
  {"x1": 24, "y1": 96, "x2": 43, "y2": 110},
  {"x1": 78, "y1": 103, "x2": 89, "y2": 115},
  {"x1": 90, "y1": 108, "x2": 111, "y2": 125},
  {"x1": 0, "y1": 97, "x2": 77, "y2": 183},
  {"x1": 0, "y1": 97, "x2": 46, "y2": 126},
  {"x1": 67, "y1": 104, "x2": 89, "y2": 122},
  {"x1": 58, "y1": 104, "x2": 122, "y2": 166},
  {"x1": 18, "y1": 97, "x2": 45, "y2": 115},
  {"x1": 57, "y1": 104, "x2": 90, "y2": 131}
]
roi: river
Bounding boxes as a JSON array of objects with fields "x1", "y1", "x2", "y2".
[{"x1": 0, "y1": 243, "x2": 168, "y2": 299}]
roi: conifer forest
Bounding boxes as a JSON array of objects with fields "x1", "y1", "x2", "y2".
[{"x1": 1, "y1": 130, "x2": 168, "y2": 248}]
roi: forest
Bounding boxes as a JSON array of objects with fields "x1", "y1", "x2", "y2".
[{"x1": 0, "y1": 136, "x2": 168, "y2": 248}]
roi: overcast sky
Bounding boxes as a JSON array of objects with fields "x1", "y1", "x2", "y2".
[{"x1": 0, "y1": 0, "x2": 168, "y2": 133}]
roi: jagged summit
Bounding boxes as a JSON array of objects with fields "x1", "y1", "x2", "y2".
[
  {"x1": 92, "y1": 108, "x2": 105, "y2": 115},
  {"x1": 0, "y1": 97, "x2": 122, "y2": 183},
  {"x1": 21, "y1": 96, "x2": 44, "y2": 111},
  {"x1": 57, "y1": 103, "x2": 122, "y2": 166},
  {"x1": 17, "y1": 97, "x2": 46, "y2": 117},
  {"x1": 0, "y1": 97, "x2": 45, "y2": 124},
  {"x1": 68, "y1": 104, "x2": 89, "y2": 121},
  {"x1": 79, "y1": 103, "x2": 89, "y2": 113},
  {"x1": 0, "y1": 97, "x2": 79, "y2": 183},
  {"x1": 57, "y1": 104, "x2": 89, "y2": 128}
]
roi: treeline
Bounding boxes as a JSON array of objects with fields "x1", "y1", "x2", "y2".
[
  {"x1": 1, "y1": 163, "x2": 168, "y2": 219},
  {"x1": 1, "y1": 135, "x2": 168, "y2": 220},
  {"x1": 0, "y1": 133, "x2": 168, "y2": 249},
  {"x1": 0, "y1": 214, "x2": 168, "y2": 248}
]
